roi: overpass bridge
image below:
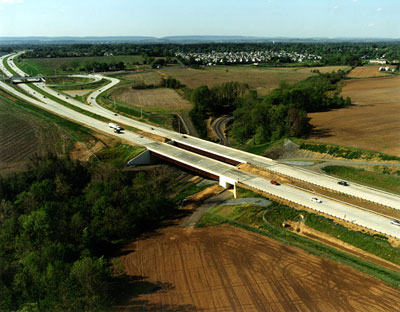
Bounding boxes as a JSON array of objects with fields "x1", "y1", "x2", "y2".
[{"x1": 10, "y1": 75, "x2": 45, "y2": 84}]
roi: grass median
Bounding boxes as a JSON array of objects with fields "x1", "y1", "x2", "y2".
[{"x1": 27, "y1": 83, "x2": 109, "y2": 123}]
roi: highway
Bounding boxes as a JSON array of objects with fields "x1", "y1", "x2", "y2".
[{"x1": 1, "y1": 52, "x2": 400, "y2": 239}]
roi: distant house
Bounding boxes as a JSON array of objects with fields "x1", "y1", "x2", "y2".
[{"x1": 369, "y1": 59, "x2": 387, "y2": 65}]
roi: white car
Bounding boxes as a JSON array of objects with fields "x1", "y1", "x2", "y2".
[
  {"x1": 390, "y1": 219, "x2": 400, "y2": 226},
  {"x1": 311, "y1": 197, "x2": 322, "y2": 203}
]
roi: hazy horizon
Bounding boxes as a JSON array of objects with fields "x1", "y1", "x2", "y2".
[{"x1": 0, "y1": 0, "x2": 399, "y2": 39}]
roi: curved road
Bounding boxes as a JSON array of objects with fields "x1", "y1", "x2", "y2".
[{"x1": 212, "y1": 115, "x2": 232, "y2": 146}]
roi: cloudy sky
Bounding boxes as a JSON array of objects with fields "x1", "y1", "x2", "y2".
[{"x1": 0, "y1": 0, "x2": 398, "y2": 38}]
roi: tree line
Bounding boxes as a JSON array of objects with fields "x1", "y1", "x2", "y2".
[{"x1": 0, "y1": 154, "x2": 176, "y2": 311}]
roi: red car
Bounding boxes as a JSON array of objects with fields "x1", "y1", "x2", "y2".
[{"x1": 270, "y1": 180, "x2": 280, "y2": 185}]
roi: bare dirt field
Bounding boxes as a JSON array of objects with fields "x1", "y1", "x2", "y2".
[
  {"x1": 347, "y1": 65, "x2": 396, "y2": 78},
  {"x1": 162, "y1": 66, "x2": 347, "y2": 96},
  {"x1": 112, "y1": 88, "x2": 192, "y2": 113},
  {"x1": 308, "y1": 76, "x2": 400, "y2": 156},
  {"x1": 116, "y1": 225, "x2": 400, "y2": 311}
]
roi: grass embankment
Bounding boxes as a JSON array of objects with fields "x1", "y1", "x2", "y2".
[
  {"x1": 45, "y1": 76, "x2": 93, "y2": 85},
  {"x1": 323, "y1": 166, "x2": 400, "y2": 195},
  {"x1": 298, "y1": 141, "x2": 400, "y2": 161},
  {"x1": 2, "y1": 56, "x2": 18, "y2": 76},
  {"x1": 198, "y1": 198, "x2": 400, "y2": 288},
  {"x1": 53, "y1": 78, "x2": 110, "y2": 91},
  {"x1": 92, "y1": 143, "x2": 145, "y2": 168}
]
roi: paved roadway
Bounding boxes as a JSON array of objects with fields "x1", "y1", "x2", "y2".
[
  {"x1": 212, "y1": 115, "x2": 232, "y2": 146},
  {"x1": 1, "y1": 52, "x2": 400, "y2": 239}
]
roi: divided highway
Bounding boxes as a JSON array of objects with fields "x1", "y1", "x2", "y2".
[{"x1": 1, "y1": 52, "x2": 400, "y2": 239}]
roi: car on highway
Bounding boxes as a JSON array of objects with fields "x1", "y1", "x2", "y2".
[
  {"x1": 114, "y1": 113, "x2": 118, "y2": 116},
  {"x1": 338, "y1": 181, "x2": 349, "y2": 186},
  {"x1": 390, "y1": 219, "x2": 400, "y2": 226},
  {"x1": 270, "y1": 180, "x2": 280, "y2": 185},
  {"x1": 311, "y1": 197, "x2": 322, "y2": 203}
]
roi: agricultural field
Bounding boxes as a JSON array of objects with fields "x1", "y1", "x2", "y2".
[
  {"x1": 116, "y1": 225, "x2": 400, "y2": 311},
  {"x1": 161, "y1": 65, "x2": 348, "y2": 95},
  {"x1": 15, "y1": 55, "x2": 145, "y2": 76},
  {"x1": 111, "y1": 87, "x2": 192, "y2": 113},
  {"x1": 0, "y1": 93, "x2": 69, "y2": 174},
  {"x1": 308, "y1": 75, "x2": 400, "y2": 156},
  {"x1": 0, "y1": 91, "x2": 111, "y2": 175},
  {"x1": 347, "y1": 65, "x2": 396, "y2": 78},
  {"x1": 119, "y1": 71, "x2": 163, "y2": 86}
]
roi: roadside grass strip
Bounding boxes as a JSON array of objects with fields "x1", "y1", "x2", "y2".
[{"x1": 323, "y1": 165, "x2": 400, "y2": 195}]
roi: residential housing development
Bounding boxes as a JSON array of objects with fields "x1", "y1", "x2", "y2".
[{"x1": 176, "y1": 50, "x2": 322, "y2": 65}]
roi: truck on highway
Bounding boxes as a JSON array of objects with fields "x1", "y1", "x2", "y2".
[
  {"x1": 108, "y1": 122, "x2": 121, "y2": 130},
  {"x1": 108, "y1": 122, "x2": 122, "y2": 133}
]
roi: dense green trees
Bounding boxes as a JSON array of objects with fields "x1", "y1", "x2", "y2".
[
  {"x1": 0, "y1": 154, "x2": 176, "y2": 311},
  {"x1": 187, "y1": 82, "x2": 249, "y2": 138},
  {"x1": 231, "y1": 71, "x2": 351, "y2": 144}
]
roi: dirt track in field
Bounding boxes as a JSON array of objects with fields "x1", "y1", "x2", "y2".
[
  {"x1": 116, "y1": 225, "x2": 400, "y2": 311},
  {"x1": 308, "y1": 76, "x2": 400, "y2": 156}
]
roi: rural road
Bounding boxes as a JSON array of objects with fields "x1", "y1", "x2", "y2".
[
  {"x1": 2, "y1": 52, "x2": 400, "y2": 239},
  {"x1": 212, "y1": 115, "x2": 232, "y2": 146}
]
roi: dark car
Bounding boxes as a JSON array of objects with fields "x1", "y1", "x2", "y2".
[
  {"x1": 270, "y1": 180, "x2": 280, "y2": 185},
  {"x1": 338, "y1": 181, "x2": 349, "y2": 186}
]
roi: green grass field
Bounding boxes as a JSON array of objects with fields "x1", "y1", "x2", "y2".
[
  {"x1": 45, "y1": 76, "x2": 93, "y2": 85},
  {"x1": 323, "y1": 165, "x2": 400, "y2": 195},
  {"x1": 15, "y1": 55, "x2": 145, "y2": 76}
]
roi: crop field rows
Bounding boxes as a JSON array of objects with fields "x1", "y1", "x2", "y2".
[
  {"x1": 111, "y1": 87, "x2": 192, "y2": 113},
  {"x1": 0, "y1": 95, "x2": 70, "y2": 173}
]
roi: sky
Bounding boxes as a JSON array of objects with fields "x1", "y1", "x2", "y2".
[{"x1": 0, "y1": 0, "x2": 399, "y2": 38}]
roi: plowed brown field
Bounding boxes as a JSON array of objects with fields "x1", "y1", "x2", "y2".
[
  {"x1": 116, "y1": 225, "x2": 400, "y2": 311},
  {"x1": 308, "y1": 76, "x2": 400, "y2": 156}
]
